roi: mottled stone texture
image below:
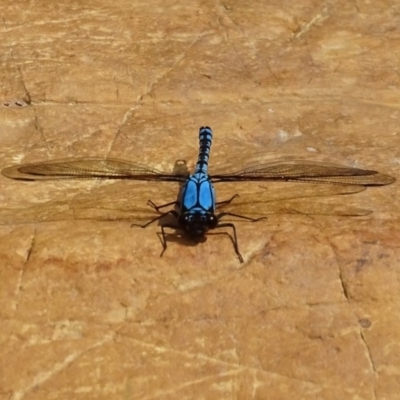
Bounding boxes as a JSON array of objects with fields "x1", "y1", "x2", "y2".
[{"x1": 0, "y1": 1, "x2": 399, "y2": 399}]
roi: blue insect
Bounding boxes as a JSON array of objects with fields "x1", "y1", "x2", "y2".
[
  {"x1": 136, "y1": 127, "x2": 262, "y2": 262},
  {"x1": 1, "y1": 126, "x2": 395, "y2": 262}
]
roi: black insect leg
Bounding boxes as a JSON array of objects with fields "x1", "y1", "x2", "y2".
[
  {"x1": 217, "y1": 211, "x2": 267, "y2": 222},
  {"x1": 131, "y1": 210, "x2": 179, "y2": 229},
  {"x1": 147, "y1": 199, "x2": 178, "y2": 213},
  {"x1": 214, "y1": 211, "x2": 267, "y2": 262},
  {"x1": 132, "y1": 210, "x2": 179, "y2": 258},
  {"x1": 214, "y1": 222, "x2": 244, "y2": 263},
  {"x1": 216, "y1": 194, "x2": 239, "y2": 207},
  {"x1": 158, "y1": 224, "x2": 179, "y2": 258}
]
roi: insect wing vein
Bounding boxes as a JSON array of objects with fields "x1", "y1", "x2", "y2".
[{"x1": 2, "y1": 158, "x2": 186, "y2": 182}]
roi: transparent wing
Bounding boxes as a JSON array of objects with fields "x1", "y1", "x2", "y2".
[
  {"x1": 0, "y1": 180, "x2": 372, "y2": 226},
  {"x1": 0, "y1": 199, "x2": 163, "y2": 225},
  {"x1": 211, "y1": 159, "x2": 395, "y2": 186},
  {"x1": 216, "y1": 182, "x2": 372, "y2": 218},
  {"x1": 0, "y1": 200, "x2": 75, "y2": 225},
  {"x1": 70, "y1": 181, "x2": 177, "y2": 223},
  {"x1": 1, "y1": 157, "x2": 189, "y2": 182},
  {"x1": 0, "y1": 180, "x2": 179, "y2": 225}
]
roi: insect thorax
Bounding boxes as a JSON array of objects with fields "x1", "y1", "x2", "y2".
[
  {"x1": 180, "y1": 173, "x2": 216, "y2": 213},
  {"x1": 177, "y1": 173, "x2": 217, "y2": 236}
]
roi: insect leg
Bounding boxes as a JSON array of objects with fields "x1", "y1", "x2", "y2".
[
  {"x1": 147, "y1": 199, "x2": 178, "y2": 212},
  {"x1": 215, "y1": 222, "x2": 244, "y2": 263},
  {"x1": 131, "y1": 210, "x2": 179, "y2": 228},
  {"x1": 216, "y1": 193, "x2": 239, "y2": 206},
  {"x1": 158, "y1": 224, "x2": 178, "y2": 257},
  {"x1": 217, "y1": 211, "x2": 267, "y2": 222}
]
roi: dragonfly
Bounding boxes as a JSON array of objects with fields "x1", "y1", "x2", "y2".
[{"x1": 1, "y1": 126, "x2": 395, "y2": 262}]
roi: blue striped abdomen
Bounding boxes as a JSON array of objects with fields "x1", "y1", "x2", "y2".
[{"x1": 195, "y1": 126, "x2": 213, "y2": 175}]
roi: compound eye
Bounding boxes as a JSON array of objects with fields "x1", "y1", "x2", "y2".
[{"x1": 208, "y1": 214, "x2": 218, "y2": 228}]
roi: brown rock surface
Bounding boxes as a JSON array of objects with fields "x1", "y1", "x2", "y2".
[{"x1": 0, "y1": 1, "x2": 399, "y2": 399}]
